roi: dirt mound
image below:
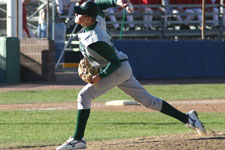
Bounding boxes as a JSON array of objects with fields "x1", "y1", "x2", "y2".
[
  {"x1": 18, "y1": 132, "x2": 225, "y2": 150},
  {"x1": 87, "y1": 132, "x2": 225, "y2": 150}
]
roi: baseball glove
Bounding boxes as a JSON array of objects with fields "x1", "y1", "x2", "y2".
[{"x1": 78, "y1": 58, "x2": 99, "y2": 83}]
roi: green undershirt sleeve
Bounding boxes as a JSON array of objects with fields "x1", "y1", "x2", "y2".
[
  {"x1": 96, "y1": 0, "x2": 117, "y2": 10},
  {"x1": 96, "y1": 0, "x2": 117, "y2": 18},
  {"x1": 88, "y1": 41, "x2": 121, "y2": 79}
]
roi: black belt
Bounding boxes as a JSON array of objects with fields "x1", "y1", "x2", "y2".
[{"x1": 120, "y1": 58, "x2": 128, "y2": 62}]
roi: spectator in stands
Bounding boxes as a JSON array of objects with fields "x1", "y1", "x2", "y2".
[
  {"x1": 22, "y1": 0, "x2": 30, "y2": 37},
  {"x1": 142, "y1": 0, "x2": 182, "y2": 29},
  {"x1": 105, "y1": 0, "x2": 155, "y2": 31},
  {"x1": 187, "y1": 0, "x2": 222, "y2": 29},
  {"x1": 22, "y1": 0, "x2": 34, "y2": 38},
  {"x1": 206, "y1": 0, "x2": 225, "y2": 28},
  {"x1": 220, "y1": 0, "x2": 225, "y2": 27},
  {"x1": 174, "y1": 0, "x2": 195, "y2": 30},
  {"x1": 104, "y1": 0, "x2": 136, "y2": 30},
  {"x1": 142, "y1": 0, "x2": 160, "y2": 30},
  {"x1": 125, "y1": 0, "x2": 137, "y2": 30},
  {"x1": 192, "y1": 0, "x2": 202, "y2": 27},
  {"x1": 37, "y1": 9, "x2": 46, "y2": 38},
  {"x1": 206, "y1": 0, "x2": 218, "y2": 27},
  {"x1": 164, "y1": 0, "x2": 183, "y2": 28},
  {"x1": 55, "y1": 0, "x2": 75, "y2": 17},
  {"x1": 106, "y1": 8, "x2": 120, "y2": 30}
]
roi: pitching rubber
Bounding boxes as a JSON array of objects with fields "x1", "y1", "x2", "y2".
[{"x1": 105, "y1": 100, "x2": 140, "y2": 106}]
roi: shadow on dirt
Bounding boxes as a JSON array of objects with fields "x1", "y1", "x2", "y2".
[{"x1": 190, "y1": 136, "x2": 225, "y2": 140}]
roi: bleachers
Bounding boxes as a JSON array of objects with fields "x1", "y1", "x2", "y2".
[
  {"x1": 1, "y1": 1, "x2": 225, "y2": 71},
  {"x1": 105, "y1": 4, "x2": 225, "y2": 40},
  {"x1": 1, "y1": 1, "x2": 225, "y2": 40}
]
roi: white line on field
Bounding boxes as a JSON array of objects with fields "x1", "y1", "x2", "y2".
[
  {"x1": 23, "y1": 100, "x2": 225, "y2": 111},
  {"x1": 169, "y1": 100, "x2": 225, "y2": 104},
  {"x1": 25, "y1": 107, "x2": 66, "y2": 111}
]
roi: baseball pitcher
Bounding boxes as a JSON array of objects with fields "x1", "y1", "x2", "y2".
[{"x1": 56, "y1": 0, "x2": 205, "y2": 149}]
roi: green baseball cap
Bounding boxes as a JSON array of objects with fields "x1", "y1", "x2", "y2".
[{"x1": 74, "y1": 1, "x2": 98, "y2": 18}]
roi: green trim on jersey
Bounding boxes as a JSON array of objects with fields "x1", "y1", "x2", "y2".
[
  {"x1": 78, "y1": 0, "x2": 127, "y2": 79},
  {"x1": 89, "y1": 42, "x2": 121, "y2": 78},
  {"x1": 84, "y1": 22, "x2": 98, "y2": 31}
]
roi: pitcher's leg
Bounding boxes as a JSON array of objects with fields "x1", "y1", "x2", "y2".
[
  {"x1": 74, "y1": 62, "x2": 132, "y2": 140},
  {"x1": 77, "y1": 63, "x2": 132, "y2": 109},
  {"x1": 118, "y1": 75, "x2": 163, "y2": 111},
  {"x1": 118, "y1": 75, "x2": 187, "y2": 124},
  {"x1": 77, "y1": 83, "x2": 115, "y2": 110},
  {"x1": 74, "y1": 83, "x2": 116, "y2": 141}
]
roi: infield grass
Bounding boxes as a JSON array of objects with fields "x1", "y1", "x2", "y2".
[
  {"x1": 0, "y1": 83, "x2": 225, "y2": 104},
  {"x1": 1, "y1": 83, "x2": 225, "y2": 149},
  {"x1": 0, "y1": 110, "x2": 225, "y2": 149}
]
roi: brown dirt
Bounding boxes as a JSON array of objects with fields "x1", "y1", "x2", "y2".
[
  {"x1": 1, "y1": 99, "x2": 225, "y2": 113},
  {"x1": 1, "y1": 82, "x2": 225, "y2": 150},
  {"x1": 13, "y1": 132, "x2": 225, "y2": 150}
]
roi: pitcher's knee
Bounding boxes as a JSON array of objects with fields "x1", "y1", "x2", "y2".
[
  {"x1": 77, "y1": 91, "x2": 92, "y2": 110},
  {"x1": 135, "y1": 96, "x2": 163, "y2": 111}
]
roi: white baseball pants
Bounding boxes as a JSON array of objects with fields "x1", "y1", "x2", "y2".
[{"x1": 77, "y1": 61, "x2": 163, "y2": 111}]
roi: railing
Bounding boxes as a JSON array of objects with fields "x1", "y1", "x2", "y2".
[
  {"x1": 0, "y1": 2, "x2": 6, "y2": 36},
  {"x1": 105, "y1": 4, "x2": 225, "y2": 40},
  {"x1": 1, "y1": 2, "x2": 224, "y2": 40}
]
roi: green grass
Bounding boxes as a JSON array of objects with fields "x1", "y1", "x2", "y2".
[
  {"x1": 1, "y1": 83, "x2": 225, "y2": 148},
  {"x1": 1, "y1": 84, "x2": 225, "y2": 104},
  {"x1": 0, "y1": 110, "x2": 225, "y2": 149}
]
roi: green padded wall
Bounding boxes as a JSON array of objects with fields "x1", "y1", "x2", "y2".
[{"x1": 0, "y1": 37, "x2": 20, "y2": 83}]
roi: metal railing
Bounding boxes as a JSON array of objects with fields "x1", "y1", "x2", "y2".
[{"x1": 105, "y1": 4, "x2": 225, "y2": 40}]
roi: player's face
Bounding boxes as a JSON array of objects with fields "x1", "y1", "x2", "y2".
[{"x1": 75, "y1": 14, "x2": 91, "y2": 27}]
